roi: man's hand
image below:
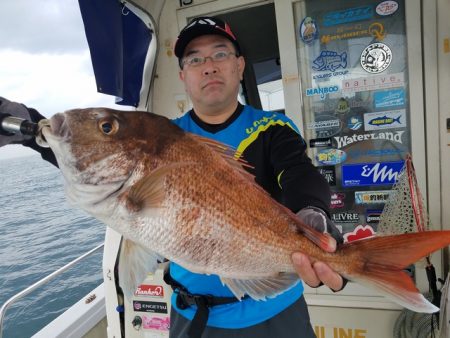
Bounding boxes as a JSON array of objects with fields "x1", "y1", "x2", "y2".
[
  {"x1": 296, "y1": 206, "x2": 344, "y2": 244},
  {"x1": 293, "y1": 206, "x2": 347, "y2": 291},
  {"x1": 292, "y1": 252, "x2": 345, "y2": 291},
  {"x1": 0, "y1": 97, "x2": 33, "y2": 147}
]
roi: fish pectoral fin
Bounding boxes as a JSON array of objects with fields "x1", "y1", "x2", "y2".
[
  {"x1": 118, "y1": 238, "x2": 163, "y2": 298},
  {"x1": 127, "y1": 163, "x2": 185, "y2": 211},
  {"x1": 220, "y1": 273, "x2": 299, "y2": 301},
  {"x1": 291, "y1": 214, "x2": 337, "y2": 253}
]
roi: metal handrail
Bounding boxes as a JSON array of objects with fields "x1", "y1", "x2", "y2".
[{"x1": 0, "y1": 243, "x2": 104, "y2": 338}]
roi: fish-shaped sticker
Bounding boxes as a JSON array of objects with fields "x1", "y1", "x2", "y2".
[
  {"x1": 312, "y1": 51, "x2": 347, "y2": 72},
  {"x1": 368, "y1": 115, "x2": 401, "y2": 126}
]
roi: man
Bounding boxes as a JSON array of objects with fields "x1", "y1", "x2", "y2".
[
  {"x1": 166, "y1": 16, "x2": 344, "y2": 338},
  {"x1": 0, "y1": 16, "x2": 344, "y2": 338}
]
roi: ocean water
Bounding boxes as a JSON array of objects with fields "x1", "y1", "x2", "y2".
[{"x1": 0, "y1": 155, "x2": 105, "y2": 338}]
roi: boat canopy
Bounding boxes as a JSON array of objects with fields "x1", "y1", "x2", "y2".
[{"x1": 78, "y1": 0, "x2": 154, "y2": 107}]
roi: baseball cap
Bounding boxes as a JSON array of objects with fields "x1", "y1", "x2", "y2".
[{"x1": 174, "y1": 16, "x2": 241, "y2": 59}]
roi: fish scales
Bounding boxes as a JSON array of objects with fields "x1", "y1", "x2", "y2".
[
  {"x1": 37, "y1": 108, "x2": 450, "y2": 311},
  {"x1": 159, "y1": 140, "x2": 306, "y2": 276},
  {"x1": 155, "y1": 135, "x2": 306, "y2": 264},
  {"x1": 92, "y1": 130, "x2": 299, "y2": 278}
]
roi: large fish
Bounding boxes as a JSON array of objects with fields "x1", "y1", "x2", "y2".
[{"x1": 37, "y1": 108, "x2": 450, "y2": 313}]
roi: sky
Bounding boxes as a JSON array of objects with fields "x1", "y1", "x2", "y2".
[{"x1": 0, "y1": 0, "x2": 123, "y2": 160}]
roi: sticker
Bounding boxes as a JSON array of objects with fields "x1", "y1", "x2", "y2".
[
  {"x1": 364, "y1": 109, "x2": 407, "y2": 131},
  {"x1": 360, "y1": 43, "x2": 392, "y2": 73},
  {"x1": 312, "y1": 51, "x2": 347, "y2": 72},
  {"x1": 133, "y1": 301, "x2": 168, "y2": 314},
  {"x1": 367, "y1": 22, "x2": 386, "y2": 41},
  {"x1": 322, "y1": 6, "x2": 373, "y2": 26},
  {"x1": 318, "y1": 166, "x2": 336, "y2": 186},
  {"x1": 316, "y1": 148, "x2": 347, "y2": 165},
  {"x1": 342, "y1": 161, "x2": 403, "y2": 187},
  {"x1": 376, "y1": 1, "x2": 399, "y2": 16},
  {"x1": 347, "y1": 116, "x2": 363, "y2": 130},
  {"x1": 143, "y1": 315, "x2": 170, "y2": 331},
  {"x1": 309, "y1": 138, "x2": 333, "y2": 148},
  {"x1": 346, "y1": 148, "x2": 404, "y2": 160},
  {"x1": 307, "y1": 115, "x2": 341, "y2": 137},
  {"x1": 334, "y1": 130, "x2": 405, "y2": 148},
  {"x1": 374, "y1": 89, "x2": 405, "y2": 109},
  {"x1": 342, "y1": 72, "x2": 404, "y2": 93},
  {"x1": 321, "y1": 22, "x2": 386, "y2": 44},
  {"x1": 335, "y1": 98, "x2": 351, "y2": 115},
  {"x1": 313, "y1": 98, "x2": 370, "y2": 114},
  {"x1": 366, "y1": 209, "x2": 383, "y2": 223},
  {"x1": 299, "y1": 17, "x2": 319, "y2": 44},
  {"x1": 135, "y1": 285, "x2": 164, "y2": 297},
  {"x1": 344, "y1": 225, "x2": 376, "y2": 243},
  {"x1": 307, "y1": 116, "x2": 340, "y2": 130},
  {"x1": 355, "y1": 190, "x2": 393, "y2": 204},
  {"x1": 331, "y1": 193, "x2": 346, "y2": 209},
  {"x1": 305, "y1": 85, "x2": 340, "y2": 100},
  {"x1": 313, "y1": 70, "x2": 349, "y2": 81},
  {"x1": 332, "y1": 212, "x2": 360, "y2": 223}
]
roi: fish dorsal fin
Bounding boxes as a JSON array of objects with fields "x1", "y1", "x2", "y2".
[
  {"x1": 220, "y1": 273, "x2": 299, "y2": 301},
  {"x1": 190, "y1": 134, "x2": 254, "y2": 173},
  {"x1": 118, "y1": 238, "x2": 163, "y2": 298},
  {"x1": 127, "y1": 163, "x2": 185, "y2": 211}
]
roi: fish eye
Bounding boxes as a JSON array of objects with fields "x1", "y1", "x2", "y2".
[{"x1": 98, "y1": 118, "x2": 119, "y2": 136}]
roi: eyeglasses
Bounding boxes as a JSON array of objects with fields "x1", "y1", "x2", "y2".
[{"x1": 181, "y1": 50, "x2": 238, "y2": 68}]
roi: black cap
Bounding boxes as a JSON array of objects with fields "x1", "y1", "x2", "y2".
[{"x1": 174, "y1": 16, "x2": 241, "y2": 59}]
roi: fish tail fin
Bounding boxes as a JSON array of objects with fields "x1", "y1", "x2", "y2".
[{"x1": 339, "y1": 231, "x2": 450, "y2": 313}]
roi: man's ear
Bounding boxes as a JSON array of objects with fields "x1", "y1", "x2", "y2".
[{"x1": 179, "y1": 69, "x2": 185, "y2": 82}]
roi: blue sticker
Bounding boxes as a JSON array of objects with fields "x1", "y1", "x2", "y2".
[
  {"x1": 316, "y1": 148, "x2": 347, "y2": 165},
  {"x1": 364, "y1": 110, "x2": 407, "y2": 131},
  {"x1": 305, "y1": 85, "x2": 340, "y2": 100},
  {"x1": 368, "y1": 115, "x2": 400, "y2": 127},
  {"x1": 346, "y1": 148, "x2": 404, "y2": 160},
  {"x1": 347, "y1": 116, "x2": 363, "y2": 130},
  {"x1": 322, "y1": 6, "x2": 373, "y2": 27},
  {"x1": 299, "y1": 17, "x2": 319, "y2": 44},
  {"x1": 312, "y1": 51, "x2": 347, "y2": 72},
  {"x1": 342, "y1": 161, "x2": 404, "y2": 187},
  {"x1": 374, "y1": 89, "x2": 405, "y2": 109}
]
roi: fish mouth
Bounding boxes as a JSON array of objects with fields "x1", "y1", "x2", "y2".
[
  {"x1": 35, "y1": 119, "x2": 51, "y2": 147},
  {"x1": 36, "y1": 113, "x2": 72, "y2": 147}
]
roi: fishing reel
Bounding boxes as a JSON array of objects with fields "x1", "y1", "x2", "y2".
[{"x1": 0, "y1": 113, "x2": 38, "y2": 137}]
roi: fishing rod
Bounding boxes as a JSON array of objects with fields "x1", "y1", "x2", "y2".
[{"x1": 0, "y1": 113, "x2": 39, "y2": 137}]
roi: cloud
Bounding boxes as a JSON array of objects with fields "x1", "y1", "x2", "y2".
[
  {"x1": 0, "y1": 1, "x2": 126, "y2": 160},
  {"x1": 0, "y1": 50, "x2": 103, "y2": 115},
  {"x1": 0, "y1": 0, "x2": 87, "y2": 53}
]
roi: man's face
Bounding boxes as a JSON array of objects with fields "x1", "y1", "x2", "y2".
[{"x1": 179, "y1": 35, "x2": 245, "y2": 114}]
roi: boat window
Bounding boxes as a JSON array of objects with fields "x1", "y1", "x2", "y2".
[
  {"x1": 253, "y1": 58, "x2": 284, "y2": 112},
  {"x1": 218, "y1": 4, "x2": 284, "y2": 113}
]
